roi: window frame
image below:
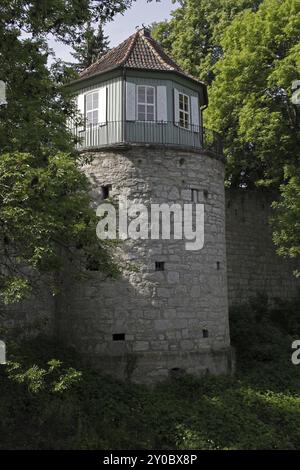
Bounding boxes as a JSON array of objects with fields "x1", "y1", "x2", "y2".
[
  {"x1": 155, "y1": 261, "x2": 165, "y2": 272},
  {"x1": 101, "y1": 184, "x2": 112, "y2": 200},
  {"x1": 191, "y1": 188, "x2": 200, "y2": 203},
  {"x1": 136, "y1": 85, "x2": 156, "y2": 122},
  {"x1": 178, "y1": 92, "x2": 190, "y2": 130},
  {"x1": 85, "y1": 90, "x2": 100, "y2": 127}
]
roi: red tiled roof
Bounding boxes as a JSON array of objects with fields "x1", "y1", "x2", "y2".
[{"x1": 78, "y1": 28, "x2": 205, "y2": 89}]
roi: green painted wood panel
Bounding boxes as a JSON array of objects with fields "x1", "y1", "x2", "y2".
[{"x1": 74, "y1": 73, "x2": 205, "y2": 150}]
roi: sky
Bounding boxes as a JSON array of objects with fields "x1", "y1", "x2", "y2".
[{"x1": 48, "y1": 0, "x2": 177, "y2": 63}]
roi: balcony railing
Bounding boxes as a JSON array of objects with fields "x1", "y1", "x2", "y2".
[{"x1": 70, "y1": 121, "x2": 223, "y2": 157}]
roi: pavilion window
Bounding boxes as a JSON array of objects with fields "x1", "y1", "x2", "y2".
[
  {"x1": 137, "y1": 85, "x2": 155, "y2": 121},
  {"x1": 178, "y1": 92, "x2": 190, "y2": 129},
  {"x1": 86, "y1": 91, "x2": 99, "y2": 126}
]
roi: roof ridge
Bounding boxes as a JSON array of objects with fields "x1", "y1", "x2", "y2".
[
  {"x1": 120, "y1": 31, "x2": 139, "y2": 67},
  {"x1": 79, "y1": 33, "x2": 136, "y2": 77},
  {"x1": 139, "y1": 33, "x2": 174, "y2": 71},
  {"x1": 146, "y1": 34, "x2": 206, "y2": 86}
]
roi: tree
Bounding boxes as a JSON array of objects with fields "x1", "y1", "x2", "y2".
[
  {"x1": 152, "y1": 0, "x2": 300, "y2": 268},
  {"x1": 72, "y1": 23, "x2": 110, "y2": 71},
  {"x1": 0, "y1": 33, "x2": 77, "y2": 158},
  {"x1": 272, "y1": 165, "x2": 300, "y2": 274},
  {"x1": 0, "y1": 152, "x2": 118, "y2": 304},
  {"x1": 206, "y1": 0, "x2": 300, "y2": 189},
  {"x1": 0, "y1": 1, "x2": 132, "y2": 302},
  {"x1": 152, "y1": 0, "x2": 262, "y2": 83},
  {"x1": 0, "y1": 1, "x2": 133, "y2": 44}
]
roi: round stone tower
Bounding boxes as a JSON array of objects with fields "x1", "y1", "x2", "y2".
[{"x1": 59, "y1": 28, "x2": 233, "y2": 382}]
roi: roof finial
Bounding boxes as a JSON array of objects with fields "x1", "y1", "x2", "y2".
[{"x1": 136, "y1": 24, "x2": 151, "y2": 37}]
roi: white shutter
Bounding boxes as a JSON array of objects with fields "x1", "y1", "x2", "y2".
[
  {"x1": 126, "y1": 82, "x2": 136, "y2": 121},
  {"x1": 191, "y1": 96, "x2": 200, "y2": 131},
  {"x1": 77, "y1": 93, "x2": 85, "y2": 131},
  {"x1": 174, "y1": 88, "x2": 180, "y2": 126},
  {"x1": 157, "y1": 86, "x2": 167, "y2": 122},
  {"x1": 98, "y1": 87, "x2": 107, "y2": 125}
]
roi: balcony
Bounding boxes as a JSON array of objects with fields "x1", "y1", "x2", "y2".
[{"x1": 71, "y1": 121, "x2": 223, "y2": 157}]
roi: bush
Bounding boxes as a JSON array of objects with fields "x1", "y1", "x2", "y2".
[{"x1": 1, "y1": 294, "x2": 300, "y2": 449}]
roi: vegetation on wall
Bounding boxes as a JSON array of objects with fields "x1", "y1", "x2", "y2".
[
  {"x1": 1, "y1": 295, "x2": 300, "y2": 450},
  {"x1": 0, "y1": 0, "x2": 299, "y2": 451},
  {"x1": 272, "y1": 165, "x2": 300, "y2": 275}
]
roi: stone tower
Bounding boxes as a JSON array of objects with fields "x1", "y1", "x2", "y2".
[{"x1": 59, "y1": 28, "x2": 233, "y2": 383}]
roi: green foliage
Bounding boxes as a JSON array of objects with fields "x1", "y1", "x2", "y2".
[
  {"x1": 0, "y1": 152, "x2": 117, "y2": 301},
  {"x1": 72, "y1": 23, "x2": 110, "y2": 71},
  {"x1": 0, "y1": 1, "x2": 133, "y2": 44},
  {"x1": 0, "y1": 1, "x2": 135, "y2": 155},
  {"x1": 206, "y1": 0, "x2": 300, "y2": 188},
  {"x1": 272, "y1": 165, "x2": 300, "y2": 269},
  {"x1": 7, "y1": 358, "x2": 81, "y2": 394},
  {"x1": 152, "y1": 0, "x2": 300, "y2": 266},
  {"x1": 151, "y1": 0, "x2": 262, "y2": 83},
  {"x1": 153, "y1": 0, "x2": 300, "y2": 190},
  {"x1": 0, "y1": 33, "x2": 77, "y2": 157},
  {"x1": 230, "y1": 293, "x2": 300, "y2": 375},
  {"x1": 1, "y1": 296, "x2": 300, "y2": 450},
  {"x1": 0, "y1": 2, "x2": 128, "y2": 303}
]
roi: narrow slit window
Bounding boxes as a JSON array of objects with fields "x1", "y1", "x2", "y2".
[
  {"x1": 179, "y1": 92, "x2": 190, "y2": 129},
  {"x1": 191, "y1": 188, "x2": 200, "y2": 203},
  {"x1": 137, "y1": 85, "x2": 155, "y2": 121},
  {"x1": 101, "y1": 184, "x2": 112, "y2": 200},
  {"x1": 155, "y1": 261, "x2": 165, "y2": 272},
  {"x1": 86, "y1": 91, "x2": 99, "y2": 126},
  {"x1": 203, "y1": 329, "x2": 209, "y2": 338}
]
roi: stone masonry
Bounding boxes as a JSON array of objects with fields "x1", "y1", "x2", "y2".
[
  {"x1": 226, "y1": 189, "x2": 300, "y2": 305},
  {"x1": 56, "y1": 145, "x2": 233, "y2": 383},
  {"x1": 2, "y1": 149, "x2": 299, "y2": 383}
]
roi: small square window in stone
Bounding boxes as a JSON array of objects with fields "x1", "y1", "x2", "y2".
[
  {"x1": 101, "y1": 184, "x2": 112, "y2": 200},
  {"x1": 113, "y1": 333, "x2": 125, "y2": 341},
  {"x1": 155, "y1": 261, "x2": 165, "y2": 272},
  {"x1": 86, "y1": 255, "x2": 100, "y2": 271},
  {"x1": 202, "y1": 329, "x2": 209, "y2": 338},
  {"x1": 191, "y1": 188, "x2": 200, "y2": 203}
]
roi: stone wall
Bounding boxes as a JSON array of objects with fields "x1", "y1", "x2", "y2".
[
  {"x1": 0, "y1": 278, "x2": 55, "y2": 340},
  {"x1": 2, "y1": 154, "x2": 299, "y2": 382},
  {"x1": 225, "y1": 189, "x2": 300, "y2": 306},
  {"x1": 57, "y1": 145, "x2": 232, "y2": 383}
]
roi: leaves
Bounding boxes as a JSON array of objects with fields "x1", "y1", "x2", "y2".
[
  {"x1": 152, "y1": 0, "x2": 263, "y2": 84},
  {"x1": 272, "y1": 164, "x2": 300, "y2": 267},
  {"x1": 0, "y1": 152, "x2": 117, "y2": 301},
  {"x1": 206, "y1": 0, "x2": 300, "y2": 188},
  {"x1": 72, "y1": 23, "x2": 110, "y2": 71},
  {"x1": 2, "y1": 302, "x2": 300, "y2": 451}
]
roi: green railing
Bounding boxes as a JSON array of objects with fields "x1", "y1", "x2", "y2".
[{"x1": 71, "y1": 121, "x2": 223, "y2": 156}]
